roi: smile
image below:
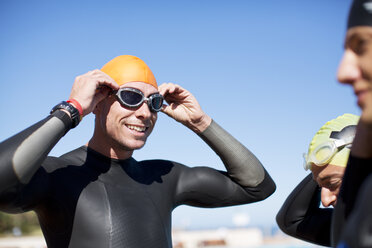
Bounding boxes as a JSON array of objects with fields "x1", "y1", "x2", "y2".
[
  {"x1": 354, "y1": 89, "x2": 370, "y2": 106},
  {"x1": 126, "y1": 124, "x2": 147, "y2": 132}
]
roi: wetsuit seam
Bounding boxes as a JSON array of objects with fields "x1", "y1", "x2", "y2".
[{"x1": 102, "y1": 182, "x2": 112, "y2": 248}]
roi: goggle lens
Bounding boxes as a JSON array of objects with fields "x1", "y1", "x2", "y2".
[
  {"x1": 151, "y1": 95, "x2": 163, "y2": 111},
  {"x1": 303, "y1": 139, "x2": 352, "y2": 170},
  {"x1": 120, "y1": 90, "x2": 143, "y2": 106},
  {"x1": 313, "y1": 145, "x2": 334, "y2": 163}
]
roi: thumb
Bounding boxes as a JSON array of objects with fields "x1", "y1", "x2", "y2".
[
  {"x1": 161, "y1": 104, "x2": 173, "y2": 117},
  {"x1": 95, "y1": 87, "x2": 111, "y2": 101}
]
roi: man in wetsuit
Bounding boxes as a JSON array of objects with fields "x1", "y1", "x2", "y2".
[
  {"x1": 0, "y1": 55, "x2": 276, "y2": 248},
  {"x1": 331, "y1": 0, "x2": 372, "y2": 247},
  {"x1": 276, "y1": 114, "x2": 359, "y2": 247}
]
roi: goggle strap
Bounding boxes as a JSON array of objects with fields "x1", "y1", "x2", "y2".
[{"x1": 333, "y1": 138, "x2": 353, "y2": 148}]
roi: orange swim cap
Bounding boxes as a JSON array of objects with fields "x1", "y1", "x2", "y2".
[{"x1": 101, "y1": 55, "x2": 158, "y2": 88}]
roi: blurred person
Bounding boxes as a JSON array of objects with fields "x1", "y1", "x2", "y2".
[
  {"x1": 332, "y1": 0, "x2": 372, "y2": 246},
  {"x1": 276, "y1": 114, "x2": 359, "y2": 247},
  {"x1": 0, "y1": 55, "x2": 276, "y2": 248}
]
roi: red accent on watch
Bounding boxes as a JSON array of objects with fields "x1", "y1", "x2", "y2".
[{"x1": 67, "y1": 99, "x2": 83, "y2": 119}]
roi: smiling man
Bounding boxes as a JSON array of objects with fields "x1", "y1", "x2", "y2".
[
  {"x1": 331, "y1": 0, "x2": 372, "y2": 247},
  {"x1": 0, "y1": 55, "x2": 275, "y2": 248}
]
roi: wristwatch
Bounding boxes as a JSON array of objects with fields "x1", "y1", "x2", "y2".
[{"x1": 50, "y1": 101, "x2": 81, "y2": 128}]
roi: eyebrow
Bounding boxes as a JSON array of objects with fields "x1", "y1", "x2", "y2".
[
  {"x1": 318, "y1": 172, "x2": 344, "y2": 182},
  {"x1": 344, "y1": 32, "x2": 372, "y2": 49},
  {"x1": 344, "y1": 33, "x2": 358, "y2": 49}
]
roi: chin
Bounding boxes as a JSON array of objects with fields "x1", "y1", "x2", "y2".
[
  {"x1": 131, "y1": 144, "x2": 146, "y2": 150},
  {"x1": 125, "y1": 140, "x2": 147, "y2": 151}
]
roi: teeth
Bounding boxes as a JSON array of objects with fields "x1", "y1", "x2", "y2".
[{"x1": 127, "y1": 125, "x2": 146, "y2": 132}]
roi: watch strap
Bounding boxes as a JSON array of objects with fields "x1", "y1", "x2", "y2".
[{"x1": 50, "y1": 109, "x2": 73, "y2": 131}]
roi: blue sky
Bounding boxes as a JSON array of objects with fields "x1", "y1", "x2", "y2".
[{"x1": 0, "y1": 0, "x2": 358, "y2": 229}]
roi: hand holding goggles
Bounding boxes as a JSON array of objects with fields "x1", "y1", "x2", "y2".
[{"x1": 115, "y1": 87, "x2": 164, "y2": 112}]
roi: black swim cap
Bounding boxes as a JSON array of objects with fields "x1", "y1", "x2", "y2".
[{"x1": 348, "y1": 0, "x2": 372, "y2": 29}]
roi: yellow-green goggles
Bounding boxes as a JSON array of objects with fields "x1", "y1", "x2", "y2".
[{"x1": 303, "y1": 138, "x2": 353, "y2": 170}]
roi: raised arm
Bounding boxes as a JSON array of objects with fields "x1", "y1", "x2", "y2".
[
  {"x1": 159, "y1": 83, "x2": 275, "y2": 203},
  {"x1": 0, "y1": 70, "x2": 118, "y2": 198},
  {"x1": 0, "y1": 111, "x2": 72, "y2": 192},
  {"x1": 197, "y1": 120, "x2": 274, "y2": 192},
  {"x1": 276, "y1": 174, "x2": 332, "y2": 247}
]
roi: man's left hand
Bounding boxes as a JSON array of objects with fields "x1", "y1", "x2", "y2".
[{"x1": 158, "y1": 83, "x2": 211, "y2": 133}]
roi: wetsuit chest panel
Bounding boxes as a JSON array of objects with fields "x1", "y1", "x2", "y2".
[
  {"x1": 106, "y1": 182, "x2": 170, "y2": 247},
  {"x1": 68, "y1": 181, "x2": 110, "y2": 248},
  {"x1": 36, "y1": 148, "x2": 177, "y2": 248},
  {"x1": 69, "y1": 164, "x2": 172, "y2": 248}
]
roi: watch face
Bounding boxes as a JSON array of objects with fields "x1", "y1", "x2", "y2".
[{"x1": 51, "y1": 101, "x2": 80, "y2": 128}]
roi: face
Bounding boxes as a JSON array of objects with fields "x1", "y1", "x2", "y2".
[
  {"x1": 311, "y1": 164, "x2": 346, "y2": 207},
  {"x1": 95, "y1": 82, "x2": 158, "y2": 152},
  {"x1": 338, "y1": 26, "x2": 372, "y2": 110}
]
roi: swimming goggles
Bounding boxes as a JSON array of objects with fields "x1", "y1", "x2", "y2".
[
  {"x1": 115, "y1": 87, "x2": 164, "y2": 112},
  {"x1": 303, "y1": 136, "x2": 353, "y2": 170}
]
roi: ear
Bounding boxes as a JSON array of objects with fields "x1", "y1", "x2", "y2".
[
  {"x1": 93, "y1": 99, "x2": 106, "y2": 115},
  {"x1": 93, "y1": 95, "x2": 116, "y2": 115}
]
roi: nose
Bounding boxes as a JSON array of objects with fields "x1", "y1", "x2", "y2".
[
  {"x1": 321, "y1": 187, "x2": 337, "y2": 207},
  {"x1": 135, "y1": 101, "x2": 152, "y2": 119},
  {"x1": 337, "y1": 49, "x2": 360, "y2": 85}
]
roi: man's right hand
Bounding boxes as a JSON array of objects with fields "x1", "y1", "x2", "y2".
[{"x1": 68, "y1": 69, "x2": 119, "y2": 117}]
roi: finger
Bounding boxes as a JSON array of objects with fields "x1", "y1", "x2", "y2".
[
  {"x1": 160, "y1": 104, "x2": 173, "y2": 117},
  {"x1": 161, "y1": 82, "x2": 184, "y2": 97},
  {"x1": 158, "y1": 83, "x2": 168, "y2": 96},
  {"x1": 96, "y1": 70, "x2": 119, "y2": 90},
  {"x1": 159, "y1": 83, "x2": 174, "y2": 96},
  {"x1": 163, "y1": 94, "x2": 183, "y2": 104},
  {"x1": 95, "y1": 85, "x2": 112, "y2": 98},
  {"x1": 168, "y1": 83, "x2": 178, "y2": 94},
  {"x1": 79, "y1": 69, "x2": 119, "y2": 91}
]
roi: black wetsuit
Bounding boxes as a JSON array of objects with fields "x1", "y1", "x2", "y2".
[
  {"x1": 276, "y1": 174, "x2": 332, "y2": 247},
  {"x1": 332, "y1": 155, "x2": 372, "y2": 247},
  {"x1": 0, "y1": 110, "x2": 276, "y2": 248}
]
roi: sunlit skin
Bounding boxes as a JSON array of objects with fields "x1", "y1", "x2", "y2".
[
  {"x1": 68, "y1": 69, "x2": 212, "y2": 160},
  {"x1": 311, "y1": 164, "x2": 346, "y2": 207},
  {"x1": 338, "y1": 26, "x2": 372, "y2": 158},
  {"x1": 338, "y1": 27, "x2": 372, "y2": 113},
  {"x1": 88, "y1": 82, "x2": 158, "y2": 159}
]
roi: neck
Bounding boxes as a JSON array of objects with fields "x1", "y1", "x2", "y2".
[{"x1": 88, "y1": 136, "x2": 134, "y2": 160}]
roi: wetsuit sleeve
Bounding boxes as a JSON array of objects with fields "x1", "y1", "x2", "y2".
[
  {"x1": 0, "y1": 110, "x2": 72, "y2": 211},
  {"x1": 276, "y1": 174, "x2": 332, "y2": 247},
  {"x1": 332, "y1": 155, "x2": 372, "y2": 245},
  {"x1": 198, "y1": 120, "x2": 275, "y2": 188},
  {"x1": 175, "y1": 120, "x2": 275, "y2": 207}
]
